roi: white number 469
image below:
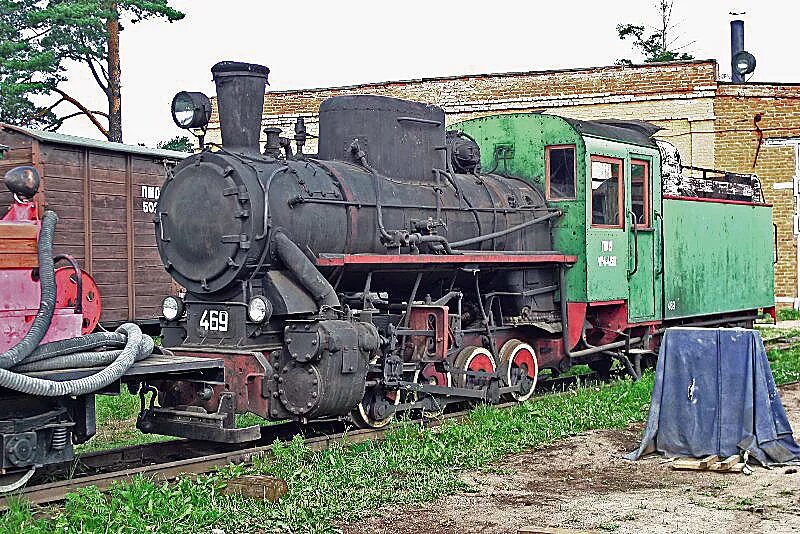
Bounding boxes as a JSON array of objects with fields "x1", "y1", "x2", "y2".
[{"x1": 200, "y1": 309, "x2": 229, "y2": 332}]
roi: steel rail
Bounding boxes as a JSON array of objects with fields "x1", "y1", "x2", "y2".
[
  {"x1": 0, "y1": 372, "x2": 605, "y2": 509},
  {"x1": 4, "y1": 376, "x2": 796, "y2": 509},
  {"x1": 0, "y1": 401, "x2": 512, "y2": 510}
]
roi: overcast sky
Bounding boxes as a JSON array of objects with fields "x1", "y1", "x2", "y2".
[{"x1": 51, "y1": 0, "x2": 799, "y2": 146}]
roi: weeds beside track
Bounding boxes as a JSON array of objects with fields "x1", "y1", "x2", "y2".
[
  {"x1": 1, "y1": 376, "x2": 654, "y2": 533},
  {"x1": 2, "y1": 340, "x2": 799, "y2": 534}
]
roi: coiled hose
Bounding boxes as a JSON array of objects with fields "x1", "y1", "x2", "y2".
[{"x1": 0, "y1": 210, "x2": 154, "y2": 396}]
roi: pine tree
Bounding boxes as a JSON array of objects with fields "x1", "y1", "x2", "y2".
[{"x1": 0, "y1": 0, "x2": 184, "y2": 141}]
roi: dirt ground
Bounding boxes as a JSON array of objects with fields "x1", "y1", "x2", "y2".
[{"x1": 342, "y1": 383, "x2": 800, "y2": 534}]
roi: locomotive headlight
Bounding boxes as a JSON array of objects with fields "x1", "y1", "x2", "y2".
[
  {"x1": 161, "y1": 296, "x2": 184, "y2": 321},
  {"x1": 171, "y1": 91, "x2": 212, "y2": 129},
  {"x1": 247, "y1": 296, "x2": 271, "y2": 323}
]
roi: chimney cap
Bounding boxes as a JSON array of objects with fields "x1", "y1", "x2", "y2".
[{"x1": 212, "y1": 61, "x2": 270, "y2": 82}]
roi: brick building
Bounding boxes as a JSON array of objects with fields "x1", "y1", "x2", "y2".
[{"x1": 207, "y1": 59, "x2": 800, "y2": 306}]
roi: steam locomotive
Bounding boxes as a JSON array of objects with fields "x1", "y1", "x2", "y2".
[{"x1": 141, "y1": 61, "x2": 773, "y2": 441}]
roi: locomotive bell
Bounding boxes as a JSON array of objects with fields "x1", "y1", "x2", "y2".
[{"x1": 4, "y1": 166, "x2": 40, "y2": 200}]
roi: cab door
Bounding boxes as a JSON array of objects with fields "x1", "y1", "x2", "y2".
[
  {"x1": 626, "y1": 158, "x2": 658, "y2": 322},
  {"x1": 585, "y1": 155, "x2": 629, "y2": 302}
]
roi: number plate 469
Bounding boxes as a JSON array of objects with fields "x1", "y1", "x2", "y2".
[{"x1": 199, "y1": 309, "x2": 229, "y2": 332}]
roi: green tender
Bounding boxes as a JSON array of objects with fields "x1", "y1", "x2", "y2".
[{"x1": 662, "y1": 198, "x2": 774, "y2": 319}]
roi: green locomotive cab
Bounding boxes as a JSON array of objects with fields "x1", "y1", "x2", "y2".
[{"x1": 454, "y1": 113, "x2": 774, "y2": 363}]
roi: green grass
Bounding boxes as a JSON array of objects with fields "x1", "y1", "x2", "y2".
[
  {"x1": 2, "y1": 376, "x2": 654, "y2": 534},
  {"x1": 76, "y1": 387, "x2": 172, "y2": 453},
  {"x1": 768, "y1": 344, "x2": 800, "y2": 384},
  {"x1": 3, "y1": 341, "x2": 798, "y2": 534},
  {"x1": 777, "y1": 308, "x2": 800, "y2": 321}
]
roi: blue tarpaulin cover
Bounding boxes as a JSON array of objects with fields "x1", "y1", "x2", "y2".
[{"x1": 627, "y1": 327, "x2": 800, "y2": 465}]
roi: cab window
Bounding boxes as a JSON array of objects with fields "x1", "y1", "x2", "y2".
[
  {"x1": 545, "y1": 145, "x2": 576, "y2": 200},
  {"x1": 590, "y1": 156, "x2": 623, "y2": 227},
  {"x1": 631, "y1": 160, "x2": 650, "y2": 227}
]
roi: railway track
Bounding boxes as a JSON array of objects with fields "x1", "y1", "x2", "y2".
[
  {"x1": 0, "y1": 371, "x2": 608, "y2": 510},
  {"x1": 763, "y1": 333, "x2": 800, "y2": 351},
  {"x1": 5, "y1": 371, "x2": 796, "y2": 511}
]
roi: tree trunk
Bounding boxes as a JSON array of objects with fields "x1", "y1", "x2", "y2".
[{"x1": 106, "y1": 3, "x2": 122, "y2": 142}]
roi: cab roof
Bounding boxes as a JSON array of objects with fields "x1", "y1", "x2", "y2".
[{"x1": 563, "y1": 118, "x2": 661, "y2": 149}]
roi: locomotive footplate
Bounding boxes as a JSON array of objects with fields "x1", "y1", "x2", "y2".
[
  {"x1": 18, "y1": 353, "x2": 226, "y2": 389},
  {"x1": 316, "y1": 252, "x2": 578, "y2": 271}
]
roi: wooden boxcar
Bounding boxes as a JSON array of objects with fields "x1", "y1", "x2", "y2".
[{"x1": 0, "y1": 124, "x2": 184, "y2": 327}]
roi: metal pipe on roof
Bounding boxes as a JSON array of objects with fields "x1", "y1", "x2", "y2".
[{"x1": 731, "y1": 20, "x2": 745, "y2": 83}]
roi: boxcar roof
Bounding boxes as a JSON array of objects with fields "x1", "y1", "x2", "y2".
[
  {"x1": 563, "y1": 118, "x2": 661, "y2": 149},
  {"x1": 0, "y1": 123, "x2": 187, "y2": 160}
]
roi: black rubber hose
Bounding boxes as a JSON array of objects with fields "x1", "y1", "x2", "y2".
[
  {"x1": 21, "y1": 332, "x2": 126, "y2": 364},
  {"x1": 0, "y1": 211, "x2": 58, "y2": 369},
  {"x1": 13, "y1": 334, "x2": 152, "y2": 373},
  {"x1": 273, "y1": 231, "x2": 340, "y2": 308},
  {"x1": 0, "y1": 323, "x2": 150, "y2": 396}
]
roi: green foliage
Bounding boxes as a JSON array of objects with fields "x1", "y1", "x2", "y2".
[
  {"x1": 0, "y1": 1, "x2": 183, "y2": 129},
  {"x1": 2, "y1": 377, "x2": 655, "y2": 533},
  {"x1": 777, "y1": 308, "x2": 800, "y2": 321},
  {"x1": 156, "y1": 135, "x2": 194, "y2": 152},
  {"x1": 616, "y1": 1, "x2": 694, "y2": 64},
  {"x1": 4, "y1": 347, "x2": 797, "y2": 533},
  {"x1": 0, "y1": 0, "x2": 60, "y2": 126}
]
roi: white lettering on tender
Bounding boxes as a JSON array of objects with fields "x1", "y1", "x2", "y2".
[
  {"x1": 598, "y1": 255, "x2": 617, "y2": 267},
  {"x1": 602, "y1": 240, "x2": 614, "y2": 252}
]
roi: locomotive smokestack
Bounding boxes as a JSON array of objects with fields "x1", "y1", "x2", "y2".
[
  {"x1": 211, "y1": 61, "x2": 270, "y2": 153},
  {"x1": 730, "y1": 19, "x2": 745, "y2": 83}
]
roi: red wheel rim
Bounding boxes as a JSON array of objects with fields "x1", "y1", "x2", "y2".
[
  {"x1": 467, "y1": 353, "x2": 494, "y2": 373},
  {"x1": 420, "y1": 363, "x2": 449, "y2": 386},
  {"x1": 54, "y1": 267, "x2": 101, "y2": 335},
  {"x1": 512, "y1": 347, "x2": 537, "y2": 381}
]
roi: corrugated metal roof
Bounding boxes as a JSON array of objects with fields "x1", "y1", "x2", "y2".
[
  {"x1": 564, "y1": 118, "x2": 660, "y2": 148},
  {"x1": 0, "y1": 123, "x2": 188, "y2": 160}
]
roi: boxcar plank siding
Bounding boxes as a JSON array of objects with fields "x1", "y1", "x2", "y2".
[
  {"x1": 42, "y1": 147, "x2": 83, "y2": 166},
  {"x1": 0, "y1": 123, "x2": 182, "y2": 325}
]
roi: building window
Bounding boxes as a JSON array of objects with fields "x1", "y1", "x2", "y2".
[
  {"x1": 545, "y1": 145, "x2": 576, "y2": 200},
  {"x1": 631, "y1": 159, "x2": 650, "y2": 227},
  {"x1": 590, "y1": 156, "x2": 623, "y2": 227}
]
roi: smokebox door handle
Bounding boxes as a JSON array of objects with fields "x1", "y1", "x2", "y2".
[{"x1": 396, "y1": 116, "x2": 442, "y2": 127}]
